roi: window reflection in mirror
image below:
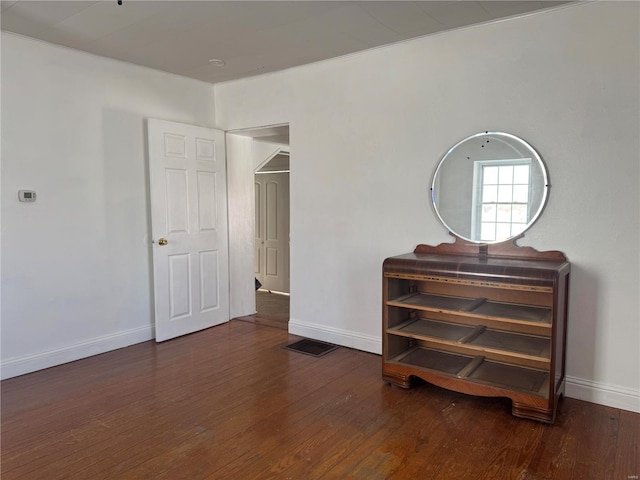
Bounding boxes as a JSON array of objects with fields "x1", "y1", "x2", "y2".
[{"x1": 472, "y1": 160, "x2": 531, "y2": 242}]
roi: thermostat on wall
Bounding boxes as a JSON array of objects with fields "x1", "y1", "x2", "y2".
[{"x1": 18, "y1": 190, "x2": 36, "y2": 202}]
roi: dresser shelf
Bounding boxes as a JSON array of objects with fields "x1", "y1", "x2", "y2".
[
  {"x1": 389, "y1": 347, "x2": 550, "y2": 396},
  {"x1": 382, "y1": 236, "x2": 570, "y2": 423}
]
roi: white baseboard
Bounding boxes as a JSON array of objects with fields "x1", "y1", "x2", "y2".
[
  {"x1": 288, "y1": 318, "x2": 381, "y2": 355},
  {"x1": 565, "y1": 375, "x2": 640, "y2": 413},
  {"x1": 1, "y1": 325, "x2": 154, "y2": 380}
]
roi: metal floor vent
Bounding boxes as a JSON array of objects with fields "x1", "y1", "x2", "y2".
[{"x1": 284, "y1": 339, "x2": 339, "y2": 357}]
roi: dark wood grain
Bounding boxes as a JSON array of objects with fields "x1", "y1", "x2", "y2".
[
  {"x1": 1, "y1": 321, "x2": 637, "y2": 479},
  {"x1": 614, "y1": 410, "x2": 640, "y2": 480},
  {"x1": 414, "y1": 232, "x2": 568, "y2": 262}
]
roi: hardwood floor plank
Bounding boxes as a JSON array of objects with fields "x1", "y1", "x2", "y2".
[
  {"x1": 274, "y1": 385, "x2": 436, "y2": 480},
  {"x1": 2, "y1": 321, "x2": 638, "y2": 480},
  {"x1": 614, "y1": 410, "x2": 640, "y2": 480},
  {"x1": 476, "y1": 413, "x2": 545, "y2": 480},
  {"x1": 314, "y1": 386, "x2": 458, "y2": 480},
  {"x1": 61, "y1": 338, "x2": 366, "y2": 479},
  {"x1": 517, "y1": 397, "x2": 622, "y2": 480},
  {"x1": 426, "y1": 397, "x2": 540, "y2": 479},
  {"x1": 115, "y1": 351, "x2": 375, "y2": 479},
  {"x1": 2, "y1": 323, "x2": 294, "y2": 479},
  {"x1": 381, "y1": 394, "x2": 518, "y2": 479},
  {"x1": 569, "y1": 403, "x2": 619, "y2": 479},
  {"x1": 217, "y1": 354, "x2": 385, "y2": 479}
]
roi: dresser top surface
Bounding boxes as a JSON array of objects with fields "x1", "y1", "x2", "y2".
[
  {"x1": 383, "y1": 252, "x2": 570, "y2": 285},
  {"x1": 387, "y1": 252, "x2": 568, "y2": 269}
]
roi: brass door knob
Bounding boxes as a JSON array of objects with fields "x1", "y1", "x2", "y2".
[{"x1": 158, "y1": 238, "x2": 168, "y2": 246}]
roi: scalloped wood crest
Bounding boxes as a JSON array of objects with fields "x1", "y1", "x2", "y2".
[{"x1": 414, "y1": 232, "x2": 567, "y2": 262}]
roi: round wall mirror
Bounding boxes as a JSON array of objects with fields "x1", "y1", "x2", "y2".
[{"x1": 431, "y1": 132, "x2": 549, "y2": 244}]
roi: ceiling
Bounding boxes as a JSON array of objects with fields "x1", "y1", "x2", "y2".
[
  {"x1": 1, "y1": 1, "x2": 569, "y2": 85},
  {"x1": 231, "y1": 124, "x2": 290, "y2": 145}
]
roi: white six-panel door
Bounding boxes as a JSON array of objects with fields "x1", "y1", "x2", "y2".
[
  {"x1": 148, "y1": 119, "x2": 229, "y2": 342},
  {"x1": 255, "y1": 172, "x2": 289, "y2": 293}
]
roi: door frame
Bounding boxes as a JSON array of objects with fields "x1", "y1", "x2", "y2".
[{"x1": 225, "y1": 123, "x2": 290, "y2": 320}]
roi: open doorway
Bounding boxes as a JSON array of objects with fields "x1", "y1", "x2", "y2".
[
  {"x1": 228, "y1": 123, "x2": 291, "y2": 330},
  {"x1": 254, "y1": 151, "x2": 290, "y2": 328}
]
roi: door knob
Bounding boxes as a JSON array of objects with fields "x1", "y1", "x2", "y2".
[{"x1": 158, "y1": 238, "x2": 168, "y2": 246}]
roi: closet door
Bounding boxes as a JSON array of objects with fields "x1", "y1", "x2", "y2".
[{"x1": 255, "y1": 172, "x2": 289, "y2": 293}]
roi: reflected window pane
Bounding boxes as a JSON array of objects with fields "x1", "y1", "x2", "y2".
[
  {"x1": 496, "y1": 223, "x2": 511, "y2": 240},
  {"x1": 482, "y1": 204, "x2": 496, "y2": 222},
  {"x1": 512, "y1": 223, "x2": 527, "y2": 236},
  {"x1": 482, "y1": 185, "x2": 498, "y2": 203},
  {"x1": 512, "y1": 205, "x2": 528, "y2": 223},
  {"x1": 498, "y1": 166, "x2": 513, "y2": 184},
  {"x1": 513, "y1": 185, "x2": 529, "y2": 203},
  {"x1": 481, "y1": 223, "x2": 496, "y2": 241},
  {"x1": 483, "y1": 166, "x2": 499, "y2": 184},
  {"x1": 513, "y1": 165, "x2": 530, "y2": 184},
  {"x1": 498, "y1": 185, "x2": 513, "y2": 203},
  {"x1": 497, "y1": 204, "x2": 512, "y2": 222}
]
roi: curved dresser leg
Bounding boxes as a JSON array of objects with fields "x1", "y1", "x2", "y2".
[
  {"x1": 512, "y1": 402, "x2": 555, "y2": 424},
  {"x1": 383, "y1": 371, "x2": 413, "y2": 388}
]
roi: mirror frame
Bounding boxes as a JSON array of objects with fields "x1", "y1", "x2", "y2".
[{"x1": 430, "y1": 131, "x2": 550, "y2": 244}]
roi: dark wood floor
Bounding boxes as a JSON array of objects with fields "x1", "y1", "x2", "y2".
[
  {"x1": 238, "y1": 290, "x2": 289, "y2": 330},
  {"x1": 256, "y1": 290, "x2": 289, "y2": 321},
  {"x1": 1, "y1": 321, "x2": 638, "y2": 480}
]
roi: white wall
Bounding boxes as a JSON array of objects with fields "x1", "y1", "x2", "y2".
[
  {"x1": 215, "y1": 2, "x2": 640, "y2": 412},
  {"x1": 1, "y1": 33, "x2": 216, "y2": 378}
]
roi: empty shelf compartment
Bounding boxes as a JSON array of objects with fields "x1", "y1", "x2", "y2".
[
  {"x1": 472, "y1": 301, "x2": 551, "y2": 323},
  {"x1": 388, "y1": 293, "x2": 484, "y2": 312},
  {"x1": 393, "y1": 347, "x2": 549, "y2": 396},
  {"x1": 469, "y1": 329, "x2": 550, "y2": 358},
  {"x1": 389, "y1": 318, "x2": 550, "y2": 360},
  {"x1": 396, "y1": 348, "x2": 472, "y2": 375},
  {"x1": 467, "y1": 360, "x2": 548, "y2": 395},
  {"x1": 391, "y1": 318, "x2": 475, "y2": 341}
]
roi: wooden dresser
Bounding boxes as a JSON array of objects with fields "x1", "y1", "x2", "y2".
[{"x1": 382, "y1": 236, "x2": 570, "y2": 423}]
